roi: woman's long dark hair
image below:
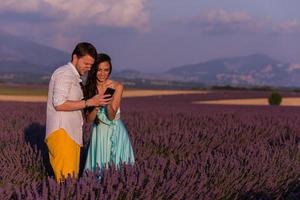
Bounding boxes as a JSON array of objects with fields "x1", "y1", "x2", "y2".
[{"x1": 83, "y1": 53, "x2": 112, "y2": 125}]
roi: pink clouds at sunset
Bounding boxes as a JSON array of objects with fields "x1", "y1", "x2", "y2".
[
  {"x1": 273, "y1": 20, "x2": 300, "y2": 34},
  {"x1": 0, "y1": 0, "x2": 150, "y2": 30},
  {"x1": 176, "y1": 8, "x2": 300, "y2": 35},
  {"x1": 195, "y1": 8, "x2": 262, "y2": 34},
  {"x1": 1, "y1": 1, "x2": 300, "y2": 70}
]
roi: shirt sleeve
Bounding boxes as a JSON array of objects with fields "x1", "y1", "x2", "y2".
[{"x1": 52, "y1": 73, "x2": 74, "y2": 107}]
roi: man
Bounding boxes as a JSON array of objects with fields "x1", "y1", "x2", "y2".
[{"x1": 45, "y1": 42, "x2": 111, "y2": 182}]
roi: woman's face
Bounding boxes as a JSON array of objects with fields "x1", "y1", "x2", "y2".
[{"x1": 97, "y1": 61, "x2": 111, "y2": 82}]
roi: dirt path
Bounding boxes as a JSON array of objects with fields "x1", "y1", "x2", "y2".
[
  {"x1": 0, "y1": 95, "x2": 48, "y2": 102},
  {"x1": 193, "y1": 97, "x2": 300, "y2": 106},
  {"x1": 0, "y1": 90, "x2": 208, "y2": 103}
]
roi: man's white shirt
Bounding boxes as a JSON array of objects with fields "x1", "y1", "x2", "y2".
[{"x1": 46, "y1": 62, "x2": 84, "y2": 146}]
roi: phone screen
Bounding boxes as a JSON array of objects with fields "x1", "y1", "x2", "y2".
[{"x1": 104, "y1": 88, "x2": 115, "y2": 99}]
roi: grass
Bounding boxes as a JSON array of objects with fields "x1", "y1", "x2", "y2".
[
  {"x1": 0, "y1": 84, "x2": 47, "y2": 96},
  {"x1": 0, "y1": 84, "x2": 207, "y2": 102}
]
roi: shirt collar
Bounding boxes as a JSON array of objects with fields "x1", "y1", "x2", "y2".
[{"x1": 68, "y1": 62, "x2": 82, "y2": 82}]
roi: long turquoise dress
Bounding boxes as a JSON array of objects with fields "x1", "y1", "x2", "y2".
[{"x1": 84, "y1": 106, "x2": 135, "y2": 174}]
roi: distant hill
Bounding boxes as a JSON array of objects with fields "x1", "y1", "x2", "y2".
[
  {"x1": 166, "y1": 54, "x2": 300, "y2": 87},
  {"x1": 0, "y1": 31, "x2": 69, "y2": 74},
  {"x1": 1, "y1": 34, "x2": 300, "y2": 88}
]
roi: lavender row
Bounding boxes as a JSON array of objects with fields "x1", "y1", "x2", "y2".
[{"x1": 0, "y1": 93, "x2": 300, "y2": 199}]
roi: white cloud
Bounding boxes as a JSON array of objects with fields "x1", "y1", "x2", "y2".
[
  {"x1": 273, "y1": 20, "x2": 300, "y2": 34},
  {"x1": 201, "y1": 9, "x2": 253, "y2": 24},
  {"x1": 50, "y1": 34, "x2": 81, "y2": 52},
  {"x1": 1, "y1": 0, "x2": 40, "y2": 12},
  {"x1": 192, "y1": 8, "x2": 263, "y2": 34},
  {"x1": 178, "y1": 8, "x2": 300, "y2": 35},
  {"x1": 0, "y1": 0, "x2": 150, "y2": 30},
  {"x1": 288, "y1": 63, "x2": 300, "y2": 72}
]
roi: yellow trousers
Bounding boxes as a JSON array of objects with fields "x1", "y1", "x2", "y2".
[{"x1": 46, "y1": 128, "x2": 80, "y2": 182}]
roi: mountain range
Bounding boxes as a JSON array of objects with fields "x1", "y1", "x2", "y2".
[
  {"x1": 1, "y1": 31, "x2": 300, "y2": 87},
  {"x1": 0, "y1": 31, "x2": 69, "y2": 74},
  {"x1": 166, "y1": 54, "x2": 300, "y2": 87}
]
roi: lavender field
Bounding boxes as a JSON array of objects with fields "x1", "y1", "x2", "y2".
[{"x1": 1, "y1": 91, "x2": 300, "y2": 199}]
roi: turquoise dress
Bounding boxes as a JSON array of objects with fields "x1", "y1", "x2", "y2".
[{"x1": 84, "y1": 106, "x2": 135, "y2": 174}]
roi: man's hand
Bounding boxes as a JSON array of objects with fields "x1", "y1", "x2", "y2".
[{"x1": 87, "y1": 94, "x2": 112, "y2": 107}]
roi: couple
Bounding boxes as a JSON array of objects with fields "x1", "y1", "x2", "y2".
[{"x1": 45, "y1": 42, "x2": 135, "y2": 182}]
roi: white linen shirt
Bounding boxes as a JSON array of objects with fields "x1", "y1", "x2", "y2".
[{"x1": 45, "y1": 62, "x2": 84, "y2": 146}]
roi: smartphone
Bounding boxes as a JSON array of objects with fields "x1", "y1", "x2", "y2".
[{"x1": 104, "y1": 87, "x2": 115, "y2": 99}]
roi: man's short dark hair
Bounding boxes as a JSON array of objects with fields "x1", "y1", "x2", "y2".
[{"x1": 71, "y1": 42, "x2": 97, "y2": 61}]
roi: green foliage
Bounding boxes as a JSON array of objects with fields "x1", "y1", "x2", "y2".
[
  {"x1": 0, "y1": 84, "x2": 47, "y2": 96},
  {"x1": 268, "y1": 92, "x2": 282, "y2": 105}
]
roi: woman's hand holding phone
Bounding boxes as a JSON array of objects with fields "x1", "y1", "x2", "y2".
[
  {"x1": 104, "y1": 87, "x2": 116, "y2": 99},
  {"x1": 88, "y1": 94, "x2": 112, "y2": 107}
]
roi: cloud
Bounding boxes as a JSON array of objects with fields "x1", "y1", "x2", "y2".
[
  {"x1": 175, "y1": 8, "x2": 300, "y2": 36},
  {"x1": 0, "y1": 0, "x2": 150, "y2": 30},
  {"x1": 201, "y1": 9, "x2": 253, "y2": 25},
  {"x1": 0, "y1": 11, "x2": 62, "y2": 23},
  {"x1": 272, "y1": 20, "x2": 300, "y2": 34},
  {"x1": 189, "y1": 8, "x2": 263, "y2": 34},
  {"x1": 288, "y1": 63, "x2": 300, "y2": 72},
  {"x1": 1, "y1": 0, "x2": 40, "y2": 12},
  {"x1": 50, "y1": 34, "x2": 81, "y2": 52}
]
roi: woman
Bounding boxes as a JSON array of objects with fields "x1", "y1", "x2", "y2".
[{"x1": 83, "y1": 53, "x2": 135, "y2": 174}]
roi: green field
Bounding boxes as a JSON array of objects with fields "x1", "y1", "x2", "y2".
[{"x1": 0, "y1": 84, "x2": 48, "y2": 96}]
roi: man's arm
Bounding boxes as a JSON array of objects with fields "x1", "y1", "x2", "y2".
[
  {"x1": 52, "y1": 72, "x2": 111, "y2": 111},
  {"x1": 55, "y1": 100, "x2": 86, "y2": 111},
  {"x1": 55, "y1": 96, "x2": 111, "y2": 111}
]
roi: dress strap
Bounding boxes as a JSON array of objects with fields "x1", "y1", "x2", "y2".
[{"x1": 110, "y1": 80, "x2": 115, "y2": 89}]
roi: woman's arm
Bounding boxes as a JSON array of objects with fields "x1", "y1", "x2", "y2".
[
  {"x1": 86, "y1": 107, "x2": 100, "y2": 123},
  {"x1": 107, "y1": 82, "x2": 123, "y2": 120}
]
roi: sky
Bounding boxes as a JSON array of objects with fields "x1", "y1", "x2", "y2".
[{"x1": 0, "y1": 0, "x2": 300, "y2": 72}]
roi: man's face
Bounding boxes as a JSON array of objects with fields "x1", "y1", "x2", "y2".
[{"x1": 73, "y1": 55, "x2": 95, "y2": 76}]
